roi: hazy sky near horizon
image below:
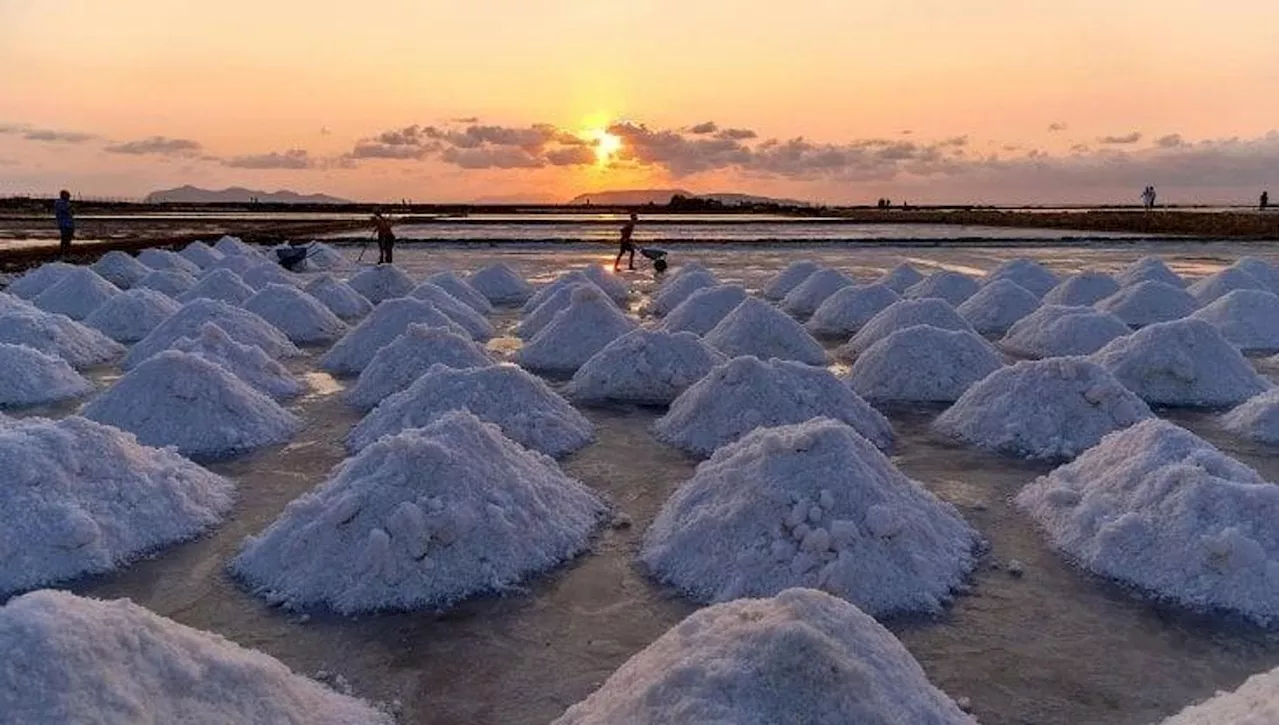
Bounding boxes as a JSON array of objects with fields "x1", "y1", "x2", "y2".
[{"x1": 1, "y1": 0, "x2": 1276, "y2": 203}]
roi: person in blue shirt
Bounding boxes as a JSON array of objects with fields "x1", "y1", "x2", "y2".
[{"x1": 53, "y1": 190, "x2": 74, "y2": 259}]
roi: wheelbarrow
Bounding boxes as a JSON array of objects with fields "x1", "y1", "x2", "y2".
[
  {"x1": 639, "y1": 246, "x2": 669, "y2": 272},
  {"x1": 274, "y1": 244, "x2": 314, "y2": 272}
]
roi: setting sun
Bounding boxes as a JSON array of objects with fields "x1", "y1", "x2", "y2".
[{"x1": 590, "y1": 130, "x2": 622, "y2": 165}]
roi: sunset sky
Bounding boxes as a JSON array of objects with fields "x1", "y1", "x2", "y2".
[{"x1": 1, "y1": 0, "x2": 1276, "y2": 204}]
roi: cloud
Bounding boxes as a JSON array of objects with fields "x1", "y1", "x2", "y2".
[
  {"x1": 545, "y1": 146, "x2": 596, "y2": 166},
  {"x1": 222, "y1": 149, "x2": 315, "y2": 169},
  {"x1": 440, "y1": 146, "x2": 544, "y2": 169},
  {"x1": 1048, "y1": 122, "x2": 1067, "y2": 132},
  {"x1": 320, "y1": 127, "x2": 332, "y2": 136},
  {"x1": 1098, "y1": 131, "x2": 1142, "y2": 145},
  {"x1": 0, "y1": 123, "x2": 97, "y2": 143},
  {"x1": 716, "y1": 127, "x2": 758, "y2": 141},
  {"x1": 104, "y1": 136, "x2": 203, "y2": 155},
  {"x1": 1154, "y1": 133, "x2": 1187, "y2": 149},
  {"x1": 689, "y1": 121, "x2": 718, "y2": 134}
]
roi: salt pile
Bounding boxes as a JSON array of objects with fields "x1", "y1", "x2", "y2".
[
  {"x1": 31, "y1": 267, "x2": 120, "y2": 320},
  {"x1": 551, "y1": 588, "x2": 975, "y2": 725},
  {"x1": 522, "y1": 270, "x2": 599, "y2": 314},
  {"x1": 136, "y1": 268, "x2": 198, "y2": 297},
  {"x1": 934, "y1": 357, "x2": 1152, "y2": 460},
  {"x1": 1158, "y1": 668, "x2": 1278, "y2": 725},
  {"x1": 0, "y1": 589, "x2": 392, "y2": 725},
  {"x1": 243, "y1": 284, "x2": 348, "y2": 345},
  {"x1": 305, "y1": 275, "x2": 374, "y2": 320},
  {"x1": 233, "y1": 411, "x2": 606, "y2": 613},
  {"x1": 955, "y1": 278, "x2": 1040, "y2": 335},
  {"x1": 7, "y1": 262, "x2": 76, "y2": 299},
  {"x1": 425, "y1": 271, "x2": 493, "y2": 314},
  {"x1": 467, "y1": 262, "x2": 534, "y2": 305},
  {"x1": 648, "y1": 268, "x2": 717, "y2": 316},
  {"x1": 655, "y1": 356, "x2": 893, "y2": 456},
  {"x1": 580, "y1": 264, "x2": 629, "y2": 304},
  {"x1": 345, "y1": 324, "x2": 494, "y2": 411},
  {"x1": 0, "y1": 292, "x2": 32, "y2": 313},
  {"x1": 138, "y1": 248, "x2": 202, "y2": 276},
  {"x1": 982, "y1": 258, "x2": 1059, "y2": 298},
  {"x1": 762, "y1": 260, "x2": 820, "y2": 300},
  {"x1": 805, "y1": 283, "x2": 900, "y2": 339},
  {"x1": 178, "y1": 240, "x2": 225, "y2": 268},
  {"x1": 347, "y1": 264, "x2": 416, "y2": 304},
  {"x1": 1000, "y1": 305, "x2": 1131, "y2": 358},
  {"x1": 1097, "y1": 280, "x2": 1196, "y2": 327},
  {"x1": 876, "y1": 263, "x2": 925, "y2": 293},
  {"x1": 1220, "y1": 388, "x2": 1279, "y2": 445},
  {"x1": 516, "y1": 282, "x2": 594, "y2": 339},
  {"x1": 660, "y1": 284, "x2": 748, "y2": 336},
  {"x1": 1230, "y1": 256, "x2": 1279, "y2": 293},
  {"x1": 204, "y1": 253, "x2": 262, "y2": 277},
  {"x1": 780, "y1": 267, "x2": 856, "y2": 318},
  {"x1": 1187, "y1": 266, "x2": 1270, "y2": 307},
  {"x1": 1090, "y1": 319, "x2": 1269, "y2": 406},
  {"x1": 84, "y1": 350, "x2": 299, "y2": 458},
  {"x1": 0, "y1": 343, "x2": 93, "y2": 407},
  {"x1": 0, "y1": 415, "x2": 233, "y2": 594},
  {"x1": 320, "y1": 298, "x2": 467, "y2": 376},
  {"x1": 349, "y1": 364, "x2": 594, "y2": 456},
  {"x1": 1117, "y1": 256, "x2": 1185, "y2": 288},
  {"x1": 848, "y1": 326, "x2": 1004, "y2": 404},
  {"x1": 841, "y1": 298, "x2": 974, "y2": 357},
  {"x1": 297, "y1": 242, "x2": 351, "y2": 271},
  {"x1": 704, "y1": 297, "x2": 827, "y2": 365},
  {"x1": 82, "y1": 288, "x2": 182, "y2": 344},
  {"x1": 1043, "y1": 271, "x2": 1121, "y2": 306},
  {"x1": 239, "y1": 263, "x2": 300, "y2": 291},
  {"x1": 125, "y1": 298, "x2": 300, "y2": 369},
  {"x1": 91, "y1": 251, "x2": 151, "y2": 289},
  {"x1": 904, "y1": 270, "x2": 980, "y2": 306},
  {"x1": 171, "y1": 323, "x2": 305, "y2": 400},
  {"x1": 177, "y1": 267, "x2": 257, "y2": 304},
  {"x1": 516, "y1": 286, "x2": 637, "y2": 374},
  {"x1": 1189, "y1": 289, "x2": 1279, "y2": 352},
  {"x1": 213, "y1": 235, "x2": 264, "y2": 257},
  {"x1": 0, "y1": 308, "x2": 125, "y2": 368},
  {"x1": 1015, "y1": 419, "x2": 1277, "y2": 625},
  {"x1": 409, "y1": 282, "x2": 495, "y2": 340},
  {"x1": 566, "y1": 329, "x2": 726, "y2": 405}
]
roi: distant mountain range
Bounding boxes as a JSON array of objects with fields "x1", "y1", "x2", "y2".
[
  {"x1": 567, "y1": 188, "x2": 810, "y2": 206},
  {"x1": 144, "y1": 185, "x2": 351, "y2": 204}
]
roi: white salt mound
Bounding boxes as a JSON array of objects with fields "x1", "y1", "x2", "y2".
[
  {"x1": 0, "y1": 589, "x2": 391, "y2": 725},
  {"x1": 298, "y1": 242, "x2": 351, "y2": 272},
  {"x1": 171, "y1": 323, "x2": 305, "y2": 400},
  {"x1": 0, "y1": 416, "x2": 233, "y2": 594},
  {"x1": 781, "y1": 267, "x2": 856, "y2": 318},
  {"x1": 552, "y1": 588, "x2": 975, "y2": 725},
  {"x1": 805, "y1": 283, "x2": 900, "y2": 339},
  {"x1": 516, "y1": 286, "x2": 637, "y2": 374},
  {"x1": 1190, "y1": 289, "x2": 1279, "y2": 352},
  {"x1": 704, "y1": 297, "x2": 827, "y2": 365},
  {"x1": 345, "y1": 324, "x2": 494, "y2": 411},
  {"x1": 467, "y1": 262, "x2": 534, "y2": 305},
  {"x1": 138, "y1": 248, "x2": 202, "y2": 276},
  {"x1": 655, "y1": 356, "x2": 893, "y2": 456},
  {"x1": 213, "y1": 235, "x2": 264, "y2": 257},
  {"x1": 0, "y1": 308, "x2": 125, "y2": 368},
  {"x1": 349, "y1": 364, "x2": 594, "y2": 456},
  {"x1": 516, "y1": 282, "x2": 595, "y2": 340},
  {"x1": 347, "y1": 264, "x2": 416, "y2": 304},
  {"x1": 136, "y1": 268, "x2": 198, "y2": 297},
  {"x1": 84, "y1": 350, "x2": 299, "y2": 458},
  {"x1": 204, "y1": 253, "x2": 262, "y2": 277},
  {"x1": 0, "y1": 343, "x2": 93, "y2": 407},
  {"x1": 648, "y1": 268, "x2": 717, "y2": 316},
  {"x1": 1187, "y1": 266, "x2": 1270, "y2": 307},
  {"x1": 177, "y1": 267, "x2": 257, "y2": 304},
  {"x1": 243, "y1": 284, "x2": 348, "y2": 345},
  {"x1": 904, "y1": 271, "x2": 980, "y2": 306},
  {"x1": 1043, "y1": 271, "x2": 1121, "y2": 306},
  {"x1": 1220, "y1": 388, "x2": 1279, "y2": 445},
  {"x1": 1000, "y1": 305, "x2": 1131, "y2": 358},
  {"x1": 566, "y1": 329, "x2": 727, "y2": 405},
  {"x1": 1230, "y1": 257, "x2": 1279, "y2": 294},
  {"x1": 0, "y1": 292, "x2": 32, "y2": 313},
  {"x1": 955, "y1": 278, "x2": 1041, "y2": 335},
  {"x1": 305, "y1": 275, "x2": 373, "y2": 320},
  {"x1": 31, "y1": 267, "x2": 120, "y2": 320},
  {"x1": 877, "y1": 263, "x2": 926, "y2": 293},
  {"x1": 179, "y1": 240, "x2": 225, "y2": 268},
  {"x1": 522, "y1": 271, "x2": 599, "y2": 314},
  {"x1": 234, "y1": 411, "x2": 606, "y2": 614},
  {"x1": 124, "y1": 298, "x2": 300, "y2": 368},
  {"x1": 935, "y1": 357, "x2": 1153, "y2": 460},
  {"x1": 240, "y1": 262, "x2": 301, "y2": 290},
  {"x1": 409, "y1": 282, "x2": 495, "y2": 340},
  {"x1": 425, "y1": 271, "x2": 493, "y2": 314},
  {"x1": 841, "y1": 298, "x2": 975, "y2": 357},
  {"x1": 849, "y1": 326, "x2": 1004, "y2": 404},
  {"x1": 983, "y1": 258, "x2": 1059, "y2": 298},
  {"x1": 661, "y1": 284, "x2": 749, "y2": 337},
  {"x1": 91, "y1": 251, "x2": 151, "y2": 289},
  {"x1": 320, "y1": 298, "x2": 467, "y2": 376},
  {"x1": 1158, "y1": 668, "x2": 1278, "y2": 725},
  {"x1": 580, "y1": 264, "x2": 630, "y2": 304},
  {"x1": 1097, "y1": 280, "x2": 1197, "y2": 327},
  {"x1": 762, "y1": 260, "x2": 820, "y2": 300},
  {"x1": 1117, "y1": 256, "x2": 1185, "y2": 288},
  {"x1": 8, "y1": 262, "x2": 77, "y2": 299},
  {"x1": 1015, "y1": 419, "x2": 1277, "y2": 625},
  {"x1": 1090, "y1": 319, "x2": 1269, "y2": 407}
]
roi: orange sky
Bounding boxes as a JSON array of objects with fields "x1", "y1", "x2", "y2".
[{"x1": 1, "y1": 0, "x2": 1276, "y2": 203}]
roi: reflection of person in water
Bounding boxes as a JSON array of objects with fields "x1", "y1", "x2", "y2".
[
  {"x1": 614, "y1": 212, "x2": 637, "y2": 272},
  {"x1": 371, "y1": 209, "x2": 396, "y2": 264}
]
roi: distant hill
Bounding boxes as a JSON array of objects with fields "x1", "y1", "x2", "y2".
[
  {"x1": 568, "y1": 188, "x2": 809, "y2": 207},
  {"x1": 144, "y1": 185, "x2": 351, "y2": 204}
]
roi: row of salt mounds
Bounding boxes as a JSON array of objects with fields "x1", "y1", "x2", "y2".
[
  {"x1": 0, "y1": 416, "x2": 233, "y2": 594},
  {"x1": 241, "y1": 262, "x2": 301, "y2": 290},
  {"x1": 0, "y1": 590, "x2": 392, "y2": 725},
  {"x1": 904, "y1": 270, "x2": 980, "y2": 306},
  {"x1": 7, "y1": 261, "x2": 77, "y2": 299},
  {"x1": 1015, "y1": 419, "x2": 1277, "y2": 625},
  {"x1": 409, "y1": 282, "x2": 495, "y2": 340},
  {"x1": 643, "y1": 419, "x2": 978, "y2": 615},
  {"x1": 83, "y1": 288, "x2": 180, "y2": 343},
  {"x1": 1231, "y1": 256, "x2": 1280, "y2": 293},
  {"x1": 876, "y1": 262, "x2": 925, "y2": 293},
  {"x1": 655, "y1": 356, "x2": 893, "y2": 457},
  {"x1": 552, "y1": 588, "x2": 975, "y2": 725},
  {"x1": 1117, "y1": 256, "x2": 1184, "y2": 288},
  {"x1": 31, "y1": 266, "x2": 119, "y2": 320},
  {"x1": 347, "y1": 264, "x2": 415, "y2": 304},
  {"x1": 1158, "y1": 668, "x2": 1278, "y2": 725},
  {"x1": 124, "y1": 298, "x2": 300, "y2": 368},
  {"x1": 780, "y1": 267, "x2": 856, "y2": 318},
  {"x1": 213, "y1": 234, "x2": 265, "y2": 257},
  {"x1": 1220, "y1": 388, "x2": 1278, "y2": 445},
  {"x1": 232, "y1": 411, "x2": 607, "y2": 614},
  {"x1": 467, "y1": 262, "x2": 533, "y2": 305},
  {"x1": 705, "y1": 297, "x2": 827, "y2": 365},
  {"x1": 522, "y1": 270, "x2": 601, "y2": 315},
  {"x1": 1090, "y1": 319, "x2": 1269, "y2": 407},
  {"x1": 177, "y1": 267, "x2": 256, "y2": 304},
  {"x1": 1000, "y1": 304, "x2": 1130, "y2": 358},
  {"x1": 426, "y1": 271, "x2": 493, "y2": 314},
  {"x1": 579, "y1": 264, "x2": 630, "y2": 304},
  {"x1": 848, "y1": 326, "x2": 1003, "y2": 404},
  {"x1": 761, "y1": 260, "x2": 819, "y2": 300},
  {"x1": 805, "y1": 283, "x2": 900, "y2": 339},
  {"x1": 517, "y1": 286, "x2": 636, "y2": 374},
  {"x1": 91, "y1": 251, "x2": 151, "y2": 289},
  {"x1": 0, "y1": 307, "x2": 124, "y2": 368},
  {"x1": 982, "y1": 257, "x2": 1059, "y2": 298},
  {"x1": 516, "y1": 281, "x2": 594, "y2": 339},
  {"x1": 648, "y1": 268, "x2": 717, "y2": 316},
  {"x1": 171, "y1": 323, "x2": 305, "y2": 400},
  {"x1": 305, "y1": 275, "x2": 373, "y2": 320},
  {"x1": 934, "y1": 357, "x2": 1153, "y2": 460},
  {"x1": 320, "y1": 298, "x2": 467, "y2": 376},
  {"x1": 84, "y1": 350, "x2": 300, "y2": 458},
  {"x1": 345, "y1": 324, "x2": 494, "y2": 411},
  {"x1": 0, "y1": 343, "x2": 93, "y2": 407},
  {"x1": 203, "y1": 253, "x2": 261, "y2": 277},
  {"x1": 661, "y1": 284, "x2": 748, "y2": 337},
  {"x1": 178, "y1": 239, "x2": 224, "y2": 268},
  {"x1": 1096, "y1": 280, "x2": 1196, "y2": 327},
  {"x1": 348, "y1": 364, "x2": 593, "y2": 457},
  {"x1": 1190, "y1": 289, "x2": 1279, "y2": 352},
  {"x1": 1043, "y1": 271, "x2": 1120, "y2": 306},
  {"x1": 138, "y1": 248, "x2": 202, "y2": 276},
  {"x1": 1187, "y1": 265, "x2": 1270, "y2": 307},
  {"x1": 955, "y1": 278, "x2": 1040, "y2": 335},
  {"x1": 243, "y1": 283, "x2": 348, "y2": 345},
  {"x1": 136, "y1": 267, "x2": 198, "y2": 297},
  {"x1": 566, "y1": 329, "x2": 726, "y2": 406},
  {"x1": 839, "y1": 298, "x2": 974, "y2": 358}
]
